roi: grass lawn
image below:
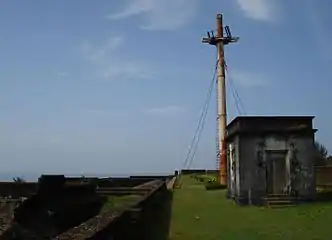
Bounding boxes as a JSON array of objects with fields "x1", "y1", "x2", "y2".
[
  {"x1": 101, "y1": 194, "x2": 141, "y2": 212},
  {"x1": 169, "y1": 176, "x2": 332, "y2": 240}
]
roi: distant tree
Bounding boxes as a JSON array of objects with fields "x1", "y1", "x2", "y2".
[
  {"x1": 80, "y1": 174, "x2": 87, "y2": 184},
  {"x1": 314, "y1": 141, "x2": 329, "y2": 166},
  {"x1": 13, "y1": 177, "x2": 26, "y2": 183}
]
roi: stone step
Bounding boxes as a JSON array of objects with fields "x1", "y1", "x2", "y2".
[
  {"x1": 267, "y1": 202, "x2": 295, "y2": 208},
  {"x1": 264, "y1": 194, "x2": 299, "y2": 208},
  {"x1": 267, "y1": 201, "x2": 293, "y2": 206},
  {"x1": 265, "y1": 195, "x2": 299, "y2": 208},
  {"x1": 264, "y1": 197, "x2": 297, "y2": 201},
  {"x1": 267, "y1": 194, "x2": 290, "y2": 197},
  {"x1": 269, "y1": 204, "x2": 296, "y2": 209}
]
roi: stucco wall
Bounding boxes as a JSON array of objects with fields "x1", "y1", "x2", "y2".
[
  {"x1": 290, "y1": 136, "x2": 316, "y2": 197},
  {"x1": 234, "y1": 134, "x2": 315, "y2": 201},
  {"x1": 238, "y1": 135, "x2": 264, "y2": 199},
  {"x1": 227, "y1": 135, "x2": 240, "y2": 197}
]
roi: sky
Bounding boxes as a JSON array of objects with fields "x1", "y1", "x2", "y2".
[{"x1": 1, "y1": 0, "x2": 332, "y2": 178}]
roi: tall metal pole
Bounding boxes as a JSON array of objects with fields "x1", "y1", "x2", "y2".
[
  {"x1": 202, "y1": 13, "x2": 239, "y2": 186},
  {"x1": 216, "y1": 14, "x2": 227, "y2": 185}
]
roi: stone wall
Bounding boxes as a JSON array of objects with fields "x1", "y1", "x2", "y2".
[
  {"x1": 181, "y1": 169, "x2": 217, "y2": 175},
  {"x1": 54, "y1": 178, "x2": 174, "y2": 239},
  {"x1": 3, "y1": 181, "x2": 103, "y2": 238},
  {"x1": 90, "y1": 182, "x2": 173, "y2": 239},
  {"x1": 181, "y1": 169, "x2": 206, "y2": 175},
  {"x1": 1, "y1": 175, "x2": 175, "y2": 239},
  {"x1": 97, "y1": 178, "x2": 148, "y2": 188},
  {"x1": 0, "y1": 182, "x2": 38, "y2": 198},
  {"x1": 230, "y1": 133, "x2": 315, "y2": 205}
]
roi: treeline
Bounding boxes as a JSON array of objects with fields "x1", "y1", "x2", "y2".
[{"x1": 315, "y1": 141, "x2": 332, "y2": 166}]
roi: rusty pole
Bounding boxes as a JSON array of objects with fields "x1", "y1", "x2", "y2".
[
  {"x1": 202, "y1": 14, "x2": 239, "y2": 186},
  {"x1": 216, "y1": 14, "x2": 227, "y2": 185}
]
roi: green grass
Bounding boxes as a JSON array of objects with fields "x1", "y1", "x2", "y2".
[
  {"x1": 101, "y1": 194, "x2": 141, "y2": 212},
  {"x1": 190, "y1": 174, "x2": 226, "y2": 190},
  {"x1": 192, "y1": 174, "x2": 217, "y2": 183},
  {"x1": 170, "y1": 176, "x2": 332, "y2": 240}
]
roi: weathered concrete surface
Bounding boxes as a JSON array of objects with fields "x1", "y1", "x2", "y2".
[
  {"x1": 226, "y1": 116, "x2": 316, "y2": 205},
  {"x1": 167, "y1": 177, "x2": 177, "y2": 190},
  {"x1": 55, "y1": 178, "x2": 173, "y2": 239}
]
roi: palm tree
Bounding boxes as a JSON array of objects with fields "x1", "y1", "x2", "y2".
[{"x1": 13, "y1": 176, "x2": 26, "y2": 183}]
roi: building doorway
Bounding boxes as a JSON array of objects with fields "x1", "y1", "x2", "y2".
[{"x1": 266, "y1": 150, "x2": 288, "y2": 194}]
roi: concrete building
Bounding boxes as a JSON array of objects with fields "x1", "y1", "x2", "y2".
[{"x1": 226, "y1": 116, "x2": 317, "y2": 205}]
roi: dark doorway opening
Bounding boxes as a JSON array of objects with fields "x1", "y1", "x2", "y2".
[{"x1": 266, "y1": 150, "x2": 288, "y2": 194}]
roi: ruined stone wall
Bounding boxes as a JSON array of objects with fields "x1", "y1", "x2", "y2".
[
  {"x1": 95, "y1": 176, "x2": 171, "y2": 188},
  {"x1": 52, "y1": 179, "x2": 173, "y2": 239},
  {"x1": 0, "y1": 182, "x2": 38, "y2": 198},
  {"x1": 6, "y1": 183, "x2": 102, "y2": 238},
  {"x1": 97, "y1": 178, "x2": 149, "y2": 188},
  {"x1": 90, "y1": 182, "x2": 173, "y2": 239}
]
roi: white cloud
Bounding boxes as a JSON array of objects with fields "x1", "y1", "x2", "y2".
[
  {"x1": 145, "y1": 106, "x2": 184, "y2": 115},
  {"x1": 82, "y1": 36, "x2": 154, "y2": 80},
  {"x1": 235, "y1": 0, "x2": 279, "y2": 22},
  {"x1": 228, "y1": 70, "x2": 269, "y2": 87},
  {"x1": 100, "y1": 61, "x2": 153, "y2": 80},
  {"x1": 82, "y1": 37, "x2": 123, "y2": 63},
  {"x1": 106, "y1": 0, "x2": 199, "y2": 31},
  {"x1": 106, "y1": 0, "x2": 153, "y2": 19}
]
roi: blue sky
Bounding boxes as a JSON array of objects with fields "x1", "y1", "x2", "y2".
[{"x1": 1, "y1": 0, "x2": 332, "y2": 177}]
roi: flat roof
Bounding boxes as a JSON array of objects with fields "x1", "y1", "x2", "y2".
[{"x1": 227, "y1": 115, "x2": 315, "y2": 130}]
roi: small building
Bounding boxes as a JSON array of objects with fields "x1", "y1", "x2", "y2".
[{"x1": 226, "y1": 116, "x2": 317, "y2": 205}]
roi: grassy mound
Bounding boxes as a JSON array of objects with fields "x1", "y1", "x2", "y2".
[
  {"x1": 205, "y1": 181, "x2": 227, "y2": 190},
  {"x1": 189, "y1": 174, "x2": 227, "y2": 190},
  {"x1": 204, "y1": 178, "x2": 227, "y2": 190}
]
